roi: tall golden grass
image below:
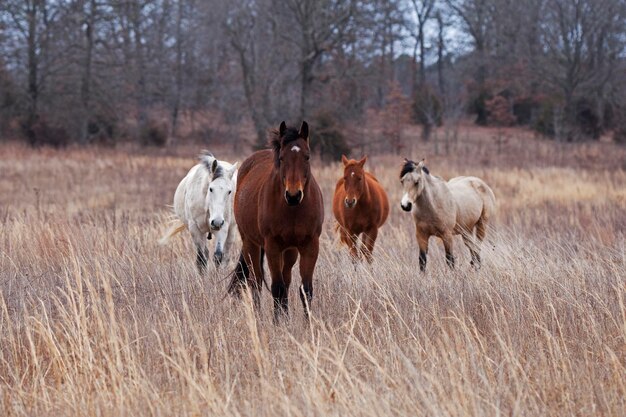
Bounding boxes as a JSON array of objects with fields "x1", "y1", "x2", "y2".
[{"x1": 1, "y1": 134, "x2": 625, "y2": 416}]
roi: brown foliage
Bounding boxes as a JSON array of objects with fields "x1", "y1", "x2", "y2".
[
  {"x1": 381, "y1": 81, "x2": 412, "y2": 153},
  {"x1": 485, "y1": 96, "x2": 516, "y2": 127}
]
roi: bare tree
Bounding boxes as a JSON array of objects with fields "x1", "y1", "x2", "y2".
[
  {"x1": 272, "y1": 0, "x2": 357, "y2": 119},
  {"x1": 536, "y1": 0, "x2": 625, "y2": 140},
  {"x1": 225, "y1": 0, "x2": 278, "y2": 147}
]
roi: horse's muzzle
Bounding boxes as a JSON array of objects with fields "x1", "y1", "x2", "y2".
[
  {"x1": 210, "y1": 218, "x2": 225, "y2": 231},
  {"x1": 401, "y1": 202, "x2": 412, "y2": 212},
  {"x1": 285, "y1": 190, "x2": 303, "y2": 206},
  {"x1": 344, "y1": 198, "x2": 357, "y2": 208}
]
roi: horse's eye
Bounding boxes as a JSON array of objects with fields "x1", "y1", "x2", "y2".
[
  {"x1": 228, "y1": 190, "x2": 232, "y2": 195},
  {"x1": 209, "y1": 188, "x2": 213, "y2": 192},
  {"x1": 305, "y1": 155, "x2": 310, "y2": 161}
]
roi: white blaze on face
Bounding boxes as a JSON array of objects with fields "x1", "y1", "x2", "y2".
[
  {"x1": 400, "y1": 172, "x2": 417, "y2": 210},
  {"x1": 351, "y1": 171, "x2": 355, "y2": 177},
  {"x1": 401, "y1": 192, "x2": 412, "y2": 209},
  {"x1": 291, "y1": 145, "x2": 301, "y2": 152},
  {"x1": 206, "y1": 176, "x2": 234, "y2": 230}
]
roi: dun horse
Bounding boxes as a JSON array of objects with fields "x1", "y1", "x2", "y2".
[
  {"x1": 333, "y1": 155, "x2": 389, "y2": 262},
  {"x1": 228, "y1": 121, "x2": 324, "y2": 321},
  {"x1": 160, "y1": 152, "x2": 238, "y2": 271},
  {"x1": 399, "y1": 159, "x2": 495, "y2": 271}
]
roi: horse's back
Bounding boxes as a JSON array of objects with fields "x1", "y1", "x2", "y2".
[
  {"x1": 448, "y1": 176, "x2": 495, "y2": 230},
  {"x1": 174, "y1": 164, "x2": 208, "y2": 228}
]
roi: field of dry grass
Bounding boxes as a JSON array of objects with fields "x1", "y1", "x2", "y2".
[{"x1": 1, "y1": 131, "x2": 625, "y2": 416}]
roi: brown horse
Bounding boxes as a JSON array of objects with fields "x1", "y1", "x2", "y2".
[
  {"x1": 333, "y1": 155, "x2": 389, "y2": 262},
  {"x1": 228, "y1": 121, "x2": 324, "y2": 321}
]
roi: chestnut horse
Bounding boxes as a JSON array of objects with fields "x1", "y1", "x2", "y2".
[
  {"x1": 228, "y1": 121, "x2": 324, "y2": 321},
  {"x1": 333, "y1": 156, "x2": 389, "y2": 262}
]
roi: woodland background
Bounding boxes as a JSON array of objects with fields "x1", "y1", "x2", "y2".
[{"x1": 1, "y1": 0, "x2": 625, "y2": 155}]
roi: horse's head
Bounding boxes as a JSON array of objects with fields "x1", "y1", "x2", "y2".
[
  {"x1": 341, "y1": 155, "x2": 367, "y2": 209},
  {"x1": 272, "y1": 121, "x2": 311, "y2": 206},
  {"x1": 400, "y1": 158, "x2": 427, "y2": 212},
  {"x1": 202, "y1": 155, "x2": 238, "y2": 231}
]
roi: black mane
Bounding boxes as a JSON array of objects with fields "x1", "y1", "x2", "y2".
[
  {"x1": 212, "y1": 164, "x2": 224, "y2": 179},
  {"x1": 269, "y1": 126, "x2": 301, "y2": 166},
  {"x1": 400, "y1": 159, "x2": 429, "y2": 178},
  {"x1": 199, "y1": 151, "x2": 223, "y2": 178}
]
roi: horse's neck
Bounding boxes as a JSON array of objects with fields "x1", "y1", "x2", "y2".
[{"x1": 415, "y1": 176, "x2": 438, "y2": 213}]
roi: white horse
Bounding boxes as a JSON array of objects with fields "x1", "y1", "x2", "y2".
[
  {"x1": 399, "y1": 159, "x2": 496, "y2": 271},
  {"x1": 160, "y1": 152, "x2": 239, "y2": 271}
]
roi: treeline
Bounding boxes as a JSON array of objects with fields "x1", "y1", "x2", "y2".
[{"x1": 1, "y1": 0, "x2": 625, "y2": 150}]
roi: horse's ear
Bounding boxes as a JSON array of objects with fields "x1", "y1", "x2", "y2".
[
  {"x1": 358, "y1": 156, "x2": 367, "y2": 167},
  {"x1": 228, "y1": 162, "x2": 239, "y2": 177},
  {"x1": 279, "y1": 121, "x2": 287, "y2": 137},
  {"x1": 341, "y1": 154, "x2": 349, "y2": 166},
  {"x1": 299, "y1": 121, "x2": 309, "y2": 140},
  {"x1": 211, "y1": 159, "x2": 218, "y2": 173}
]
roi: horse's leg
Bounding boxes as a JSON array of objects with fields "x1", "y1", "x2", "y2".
[
  {"x1": 473, "y1": 218, "x2": 489, "y2": 268},
  {"x1": 280, "y1": 248, "x2": 298, "y2": 315},
  {"x1": 416, "y1": 233, "x2": 429, "y2": 272},
  {"x1": 362, "y1": 227, "x2": 379, "y2": 263},
  {"x1": 298, "y1": 237, "x2": 320, "y2": 321},
  {"x1": 212, "y1": 226, "x2": 228, "y2": 267},
  {"x1": 265, "y1": 240, "x2": 287, "y2": 323},
  {"x1": 462, "y1": 228, "x2": 480, "y2": 268},
  {"x1": 190, "y1": 226, "x2": 208, "y2": 273},
  {"x1": 339, "y1": 227, "x2": 359, "y2": 261},
  {"x1": 442, "y1": 233, "x2": 455, "y2": 269},
  {"x1": 246, "y1": 243, "x2": 264, "y2": 310}
]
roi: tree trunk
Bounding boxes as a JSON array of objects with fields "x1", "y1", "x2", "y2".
[
  {"x1": 79, "y1": 0, "x2": 96, "y2": 145},
  {"x1": 26, "y1": 0, "x2": 39, "y2": 132},
  {"x1": 436, "y1": 12, "x2": 445, "y2": 96},
  {"x1": 171, "y1": 0, "x2": 184, "y2": 143},
  {"x1": 131, "y1": 3, "x2": 148, "y2": 132},
  {"x1": 418, "y1": 23, "x2": 426, "y2": 86}
]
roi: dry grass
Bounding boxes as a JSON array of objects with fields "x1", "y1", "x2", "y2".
[{"x1": 1, "y1": 132, "x2": 625, "y2": 416}]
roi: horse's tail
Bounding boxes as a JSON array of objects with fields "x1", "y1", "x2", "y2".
[{"x1": 159, "y1": 219, "x2": 187, "y2": 245}]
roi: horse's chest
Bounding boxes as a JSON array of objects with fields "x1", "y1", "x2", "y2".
[
  {"x1": 261, "y1": 224, "x2": 310, "y2": 250},
  {"x1": 342, "y1": 212, "x2": 369, "y2": 233},
  {"x1": 413, "y1": 210, "x2": 446, "y2": 235}
]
